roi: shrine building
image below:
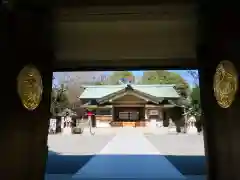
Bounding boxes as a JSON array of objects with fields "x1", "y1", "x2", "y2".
[{"x1": 79, "y1": 84, "x2": 185, "y2": 127}]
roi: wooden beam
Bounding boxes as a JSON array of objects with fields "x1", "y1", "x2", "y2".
[
  {"x1": 145, "y1": 105, "x2": 162, "y2": 108},
  {"x1": 81, "y1": 105, "x2": 113, "y2": 108},
  {"x1": 112, "y1": 101, "x2": 147, "y2": 104},
  {"x1": 55, "y1": 5, "x2": 196, "y2": 22},
  {"x1": 56, "y1": 0, "x2": 195, "y2": 8},
  {"x1": 110, "y1": 91, "x2": 150, "y2": 102},
  {"x1": 145, "y1": 104, "x2": 175, "y2": 108},
  {"x1": 99, "y1": 90, "x2": 160, "y2": 105},
  {"x1": 113, "y1": 104, "x2": 144, "y2": 107},
  {"x1": 163, "y1": 104, "x2": 176, "y2": 108},
  {"x1": 53, "y1": 58, "x2": 198, "y2": 71}
]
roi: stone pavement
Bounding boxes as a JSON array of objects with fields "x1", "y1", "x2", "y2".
[
  {"x1": 82, "y1": 127, "x2": 199, "y2": 135},
  {"x1": 84, "y1": 127, "x2": 171, "y2": 135},
  {"x1": 47, "y1": 134, "x2": 115, "y2": 155},
  {"x1": 46, "y1": 127, "x2": 206, "y2": 180},
  {"x1": 72, "y1": 128, "x2": 185, "y2": 179},
  {"x1": 145, "y1": 134, "x2": 205, "y2": 156}
]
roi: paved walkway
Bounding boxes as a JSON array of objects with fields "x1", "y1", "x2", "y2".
[{"x1": 72, "y1": 128, "x2": 185, "y2": 179}]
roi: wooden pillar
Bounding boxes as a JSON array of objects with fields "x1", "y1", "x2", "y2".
[
  {"x1": 0, "y1": 1, "x2": 54, "y2": 180},
  {"x1": 158, "y1": 108, "x2": 163, "y2": 120},
  {"x1": 138, "y1": 107, "x2": 144, "y2": 120},
  {"x1": 145, "y1": 108, "x2": 148, "y2": 119},
  {"x1": 198, "y1": 2, "x2": 240, "y2": 180},
  {"x1": 111, "y1": 107, "x2": 115, "y2": 121}
]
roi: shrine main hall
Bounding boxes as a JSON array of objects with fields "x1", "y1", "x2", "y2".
[{"x1": 80, "y1": 84, "x2": 186, "y2": 127}]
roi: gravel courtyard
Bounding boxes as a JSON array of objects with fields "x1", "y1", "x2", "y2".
[
  {"x1": 48, "y1": 134, "x2": 115, "y2": 155},
  {"x1": 145, "y1": 134, "x2": 205, "y2": 156},
  {"x1": 48, "y1": 128, "x2": 205, "y2": 156},
  {"x1": 46, "y1": 128, "x2": 206, "y2": 177}
]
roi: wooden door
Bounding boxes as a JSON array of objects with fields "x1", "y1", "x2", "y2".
[{"x1": 199, "y1": 3, "x2": 240, "y2": 180}]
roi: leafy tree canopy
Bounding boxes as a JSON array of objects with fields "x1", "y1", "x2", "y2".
[
  {"x1": 108, "y1": 71, "x2": 134, "y2": 85},
  {"x1": 141, "y1": 70, "x2": 190, "y2": 97},
  {"x1": 51, "y1": 84, "x2": 70, "y2": 117},
  {"x1": 94, "y1": 81, "x2": 106, "y2": 85},
  {"x1": 185, "y1": 70, "x2": 202, "y2": 118},
  {"x1": 191, "y1": 86, "x2": 201, "y2": 106},
  {"x1": 142, "y1": 70, "x2": 189, "y2": 88}
]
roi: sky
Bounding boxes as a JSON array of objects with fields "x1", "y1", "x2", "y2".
[
  {"x1": 100, "y1": 70, "x2": 198, "y2": 86},
  {"x1": 53, "y1": 70, "x2": 199, "y2": 88},
  {"x1": 106, "y1": 70, "x2": 197, "y2": 85}
]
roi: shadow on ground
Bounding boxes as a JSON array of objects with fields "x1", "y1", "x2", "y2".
[
  {"x1": 46, "y1": 151, "x2": 206, "y2": 175},
  {"x1": 46, "y1": 151, "x2": 93, "y2": 174},
  {"x1": 165, "y1": 155, "x2": 206, "y2": 175}
]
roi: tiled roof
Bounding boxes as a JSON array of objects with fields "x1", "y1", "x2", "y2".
[
  {"x1": 79, "y1": 84, "x2": 180, "y2": 99},
  {"x1": 132, "y1": 85, "x2": 180, "y2": 98}
]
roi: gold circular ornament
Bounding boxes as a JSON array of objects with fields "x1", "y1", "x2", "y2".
[
  {"x1": 213, "y1": 60, "x2": 238, "y2": 108},
  {"x1": 17, "y1": 65, "x2": 43, "y2": 111}
]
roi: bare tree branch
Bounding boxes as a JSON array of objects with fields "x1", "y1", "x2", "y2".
[{"x1": 187, "y1": 70, "x2": 199, "y2": 87}]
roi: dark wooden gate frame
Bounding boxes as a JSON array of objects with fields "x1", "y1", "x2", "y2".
[{"x1": 1, "y1": 0, "x2": 240, "y2": 180}]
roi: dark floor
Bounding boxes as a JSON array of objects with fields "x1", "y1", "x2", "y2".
[
  {"x1": 46, "y1": 152, "x2": 93, "y2": 174},
  {"x1": 46, "y1": 151, "x2": 206, "y2": 175},
  {"x1": 165, "y1": 155, "x2": 206, "y2": 175}
]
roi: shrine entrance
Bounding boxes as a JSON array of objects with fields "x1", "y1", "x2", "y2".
[{"x1": 1, "y1": 0, "x2": 240, "y2": 180}]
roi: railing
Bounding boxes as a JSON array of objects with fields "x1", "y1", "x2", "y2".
[
  {"x1": 110, "y1": 121, "x2": 123, "y2": 127},
  {"x1": 122, "y1": 121, "x2": 136, "y2": 127},
  {"x1": 109, "y1": 120, "x2": 148, "y2": 127},
  {"x1": 95, "y1": 115, "x2": 112, "y2": 121}
]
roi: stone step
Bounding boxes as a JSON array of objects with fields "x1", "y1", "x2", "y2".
[{"x1": 72, "y1": 128, "x2": 185, "y2": 180}]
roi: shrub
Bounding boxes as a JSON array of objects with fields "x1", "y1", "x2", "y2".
[
  {"x1": 163, "y1": 120, "x2": 169, "y2": 127},
  {"x1": 176, "y1": 126, "x2": 181, "y2": 133}
]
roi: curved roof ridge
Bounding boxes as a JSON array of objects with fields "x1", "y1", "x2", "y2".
[
  {"x1": 81, "y1": 85, "x2": 127, "y2": 88},
  {"x1": 81, "y1": 84, "x2": 175, "y2": 88},
  {"x1": 132, "y1": 84, "x2": 175, "y2": 87},
  {"x1": 79, "y1": 84, "x2": 179, "y2": 99}
]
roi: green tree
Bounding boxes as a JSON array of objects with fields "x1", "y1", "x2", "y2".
[
  {"x1": 142, "y1": 70, "x2": 189, "y2": 88},
  {"x1": 186, "y1": 86, "x2": 202, "y2": 118},
  {"x1": 50, "y1": 84, "x2": 70, "y2": 117},
  {"x1": 141, "y1": 70, "x2": 191, "y2": 132},
  {"x1": 187, "y1": 70, "x2": 201, "y2": 106},
  {"x1": 191, "y1": 86, "x2": 201, "y2": 107},
  {"x1": 186, "y1": 70, "x2": 203, "y2": 132},
  {"x1": 186, "y1": 70, "x2": 201, "y2": 112},
  {"x1": 141, "y1": 70, "x2": 190, "y2": 97},
  {"x1": 141, "y1": 71, "x2": 160, "y2": 84},
  {"x1": 94, "y1": 81, "x2": 106, "y2": 85},
  {"x1": 108, "y1": 71, "x2": 134, "y2": 85}
]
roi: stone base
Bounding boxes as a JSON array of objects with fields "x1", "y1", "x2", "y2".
[
  {"x1": 62, "y1": 127, "x2": 72, "y2": 135},
  {"x1": 188, "y1": 127, "x2": 198, "y2": 134},
  {"x1": 148, "y1": 120, "x2": 157, "y2": 127},
  {"x1": 96, "y1": 121, "x2": 111, "y2": 128}
]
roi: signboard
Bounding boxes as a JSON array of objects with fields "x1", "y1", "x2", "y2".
[{"x1": 149, "y1": 110, "x2": 159, "y2": 115}]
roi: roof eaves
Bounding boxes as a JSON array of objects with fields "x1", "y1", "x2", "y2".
[
  {"x1": 97, "y1": 88, "x2": 126, "y2": 104},
  {"x1": 132, "y1": 89, "x2": 161, "y2": 104}
]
